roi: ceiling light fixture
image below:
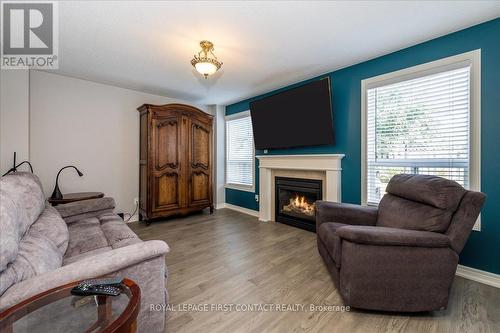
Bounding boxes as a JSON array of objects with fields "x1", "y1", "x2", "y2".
[{"x1": 191, "y1": 40, "x2": 223, "y2": 79}]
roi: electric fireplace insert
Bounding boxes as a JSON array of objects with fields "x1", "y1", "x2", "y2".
[{"x1": 275, "y1": 177, "x2": 322, "y2": 232}]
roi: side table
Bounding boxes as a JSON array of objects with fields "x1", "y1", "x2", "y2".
[{"x1": 48, "y1": 192, "x2": 104, "y2": 206}]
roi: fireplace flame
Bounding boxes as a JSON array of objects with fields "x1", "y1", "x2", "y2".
[{"x1": 283, "y1": 194, "x2": 316, "y2": 217}]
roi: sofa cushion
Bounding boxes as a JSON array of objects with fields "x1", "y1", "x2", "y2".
[
  {"x1": 377, "y1": 194, "x2": 453, "y2": 232},
  {"x1": 386, "y1": 174, "x2": 466, "y2": 210},
  {"x1": 0, "y1": 172, "x2": 46, "y2": 272},
  {"x1": 55, "y1": 197, "x2": 115, "y2": 223},
  {"x1": 29, "y1": 205, "x2": 69, "y2": 256},
  {"x1": 0, "y1": 172, "x2": 45, "y2": 225},
  {"x1": 63, "y1": 246, "x2": 112, "y2": 265},
  {"x1": 317, "y1": 222, "x2": 347, "y2": 268},
  {"x1": 62, "y1": 215, "x2": 140, "y2": 265},
  {"x1": 0, "y1": 231, "x2": 62, "y2": 295},
  {"x1": 99, "y1": 214, "x2": 141, "y2": 249},
  {"x1": 0, "y1": 194, "x2": 25, "y2": 273},
  {"x1": 65, "y1": 217, "x2": 109, "y2": 259},
  {"x1": 64, "y1": 214, "x2": 140, "y2": 261}
]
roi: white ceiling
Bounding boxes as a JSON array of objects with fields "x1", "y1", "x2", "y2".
[{"x1": 52, "y1": 1, "x2": 500, "y2": 105}]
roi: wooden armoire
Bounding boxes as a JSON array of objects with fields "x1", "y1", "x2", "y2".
[{"x1": 137, "y1": 104, "x2": 213, "y2": 222}]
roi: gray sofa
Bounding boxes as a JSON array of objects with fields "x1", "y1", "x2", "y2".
[
  {"x1": 316, "y1": 174, "x2": 485, "y2": 312},
  {"x1": 0, "y1": 172, "x2": 169, "y2": 332}
]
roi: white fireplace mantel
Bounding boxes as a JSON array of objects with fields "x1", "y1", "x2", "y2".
[{"x1": 256, "y1": 154, "x2": 345, "y2": 222}]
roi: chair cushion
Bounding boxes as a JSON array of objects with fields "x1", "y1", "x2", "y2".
[
  {"x1": 336, "y1": 225, "x2": 451, "y2": 248},
  {"x1": 0, "y1": 172, "x2": 46, "y2": 272},
  {"x1": 29, "y1": 205, "x2": 69, "y2": 256},
  {"x1": 377, "y1": 194, "x2": 453, "y2": 232},
  {"x1": 386, "y1": 174, "x2": 466, "y2": 210},
  {"x1": 0, "y1": 230, "x2": 62, "y2": 295},
  {"x1": 317, "y1": 222, "x2": 348, "y2": 268}
]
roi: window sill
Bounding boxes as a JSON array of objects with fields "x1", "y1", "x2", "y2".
[{"x1": 225, "y1": 183, "x2": 255, "y2": 193}]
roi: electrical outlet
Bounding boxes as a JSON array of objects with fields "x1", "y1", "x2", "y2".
[
  {"x1": 134, "y1": 198, "x2": 139, "y2": 205},
  {"x1": 255, "y1": 194, "x2": 259, "y2": 202},
  {"x1": 264, "y1": 149, "x2": 268, "y2": 154}
]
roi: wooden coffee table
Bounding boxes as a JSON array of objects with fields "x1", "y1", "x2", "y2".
[{"x1": 0, "y1": 278, "x2": 140, "y2": 333}]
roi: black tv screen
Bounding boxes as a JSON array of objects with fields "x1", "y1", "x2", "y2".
[{"x1": 250, "y1": 78, "x2": 334, "y2": 150}]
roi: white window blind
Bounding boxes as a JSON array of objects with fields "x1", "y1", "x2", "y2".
[
  {"x1": 366, "y1": 66, "x2": 471, "y2": 205},
  {"x1": 226, "y1": 115, "x2": 254, "y2": 188}
]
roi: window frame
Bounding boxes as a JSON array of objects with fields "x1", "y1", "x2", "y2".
[
  {"x1": 361, "y1": 49, "x2": 481, "y2": 229},
  {"x1": 224, "y1": 110, "x2": 255, "y2": 192}
]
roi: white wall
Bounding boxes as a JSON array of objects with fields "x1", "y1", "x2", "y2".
[
  {"x1": 29, "y1": 71, "x2": 208, "y2": 220},
  {"x1": 214, "y1": 105, "x2": 226, "y2": 208},
  {"x1": 0, "y1": 70, "x2": 29, "y2": 174}
]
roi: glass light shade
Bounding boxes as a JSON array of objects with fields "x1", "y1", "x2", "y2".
[{"x1": 195, "y1": 62, "x2": 218, "y2": 76}]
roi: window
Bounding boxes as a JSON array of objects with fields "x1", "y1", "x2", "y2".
[
  {"x1": 225, "y1": 111, "x2": 254, "y2": 191},
  {"x1": 361, "y1": 50, "x2": 481, "y2": 227}
]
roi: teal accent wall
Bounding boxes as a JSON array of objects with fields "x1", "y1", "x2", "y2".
[{"x1": 225, "y1": 18, "x2": 500, "y2": 274}]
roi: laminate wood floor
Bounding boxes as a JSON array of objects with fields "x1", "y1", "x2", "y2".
[{"x1": 129, "y1": 208, "x2": 500, "y2": 333}]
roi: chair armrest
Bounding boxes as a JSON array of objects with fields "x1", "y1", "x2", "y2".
[
  {"x1": 0, "y1": 240, "x2": 169, "y2": 311},
  {"x1": 55, "y1": 197, "x2": 115, "y2": 223},
  {"x1": 336, "y1": 225, "x2": 450, "y2": 248},
  {"x1": 316, "y1": 201, "x2": 378, "y2": 228}
]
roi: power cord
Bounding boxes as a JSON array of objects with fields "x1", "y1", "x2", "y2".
[{"x1": 123, "y1": 201, "x2": 139, "y2": 222}]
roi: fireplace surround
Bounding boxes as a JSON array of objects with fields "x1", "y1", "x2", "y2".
[
  {"x1": 256, "y1": 154, "x2": 344, "y2": 223},
  {"x1": 275, "y1": 177, "x2": 322, "y2": 231}
]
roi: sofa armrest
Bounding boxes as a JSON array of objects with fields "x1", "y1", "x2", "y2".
[
  {"x1": 316, "y1": 201, "x2": 378, "y2": 229},
  {"x1": 0, "y1": 240, "x2": 169, "y2": 311},
  {"x1": 54, "y1": 197, "x2": 115, "y2": 223},
  {"x1": 336, "y1": 225, "x2": 450, "y2": 248}
]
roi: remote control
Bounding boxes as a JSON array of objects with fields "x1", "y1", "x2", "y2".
[
  {"x1": 71, "y1": 284, "x2": 122, "y2": 297},
  {"x1": 80, "y1": 277, "x2": 123, "y2": 287}
]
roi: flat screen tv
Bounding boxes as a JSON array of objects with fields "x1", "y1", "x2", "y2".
[{"x1": 250, "y1": 78, "x2": 334, "y2": 150}]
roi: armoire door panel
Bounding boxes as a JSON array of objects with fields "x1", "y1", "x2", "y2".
[
  {"x1": 153, "y1": 172, "x2": 180, "y2": 211},
  {"x1": 153, "y1": 118, "x2": 179, "y2": 170},
  {"x1": 191, "y1": 123, "x2": 210, "y2": 169},
  {"x1": 188, "y1": 118, "x2": 212, "y2": 207},
  {"x1": 190, "y1": 171, "x2": 210, "y2": 203}
]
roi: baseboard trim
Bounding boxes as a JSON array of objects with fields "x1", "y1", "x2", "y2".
[
  {"x1": 220, "y1": 203, "x2": 259, "y2": 218},
  {"x1": 456, "y1": 265, "x2": 500, "y2": 288}
]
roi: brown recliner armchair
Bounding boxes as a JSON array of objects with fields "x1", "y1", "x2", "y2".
[{"x1": 316, "y1": 174, "x2": 485, "y2": 312}]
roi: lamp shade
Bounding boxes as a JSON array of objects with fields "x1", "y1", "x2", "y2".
[{"x1": 195, "y1": 62, "x2": 218, "y2": 76}]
